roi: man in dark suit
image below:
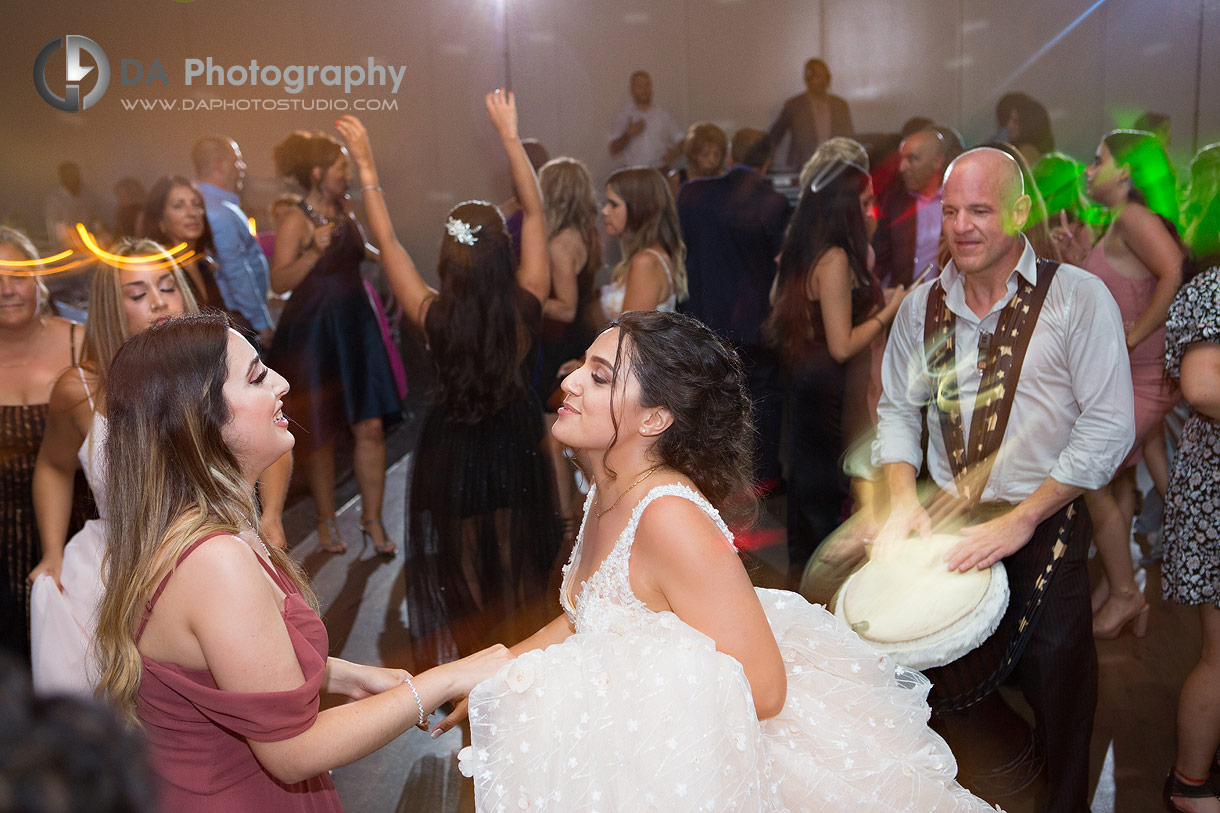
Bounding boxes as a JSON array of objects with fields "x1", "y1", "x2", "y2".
[
  {"x1": 678, "y1": 130, "x2": 791, "y2": 489},
  {"x1": 872, "y1": 127, "x2": 958, "y2": 288},
  {"x1": 767, "y1": 59, "x2": 854, "y2": 171}
]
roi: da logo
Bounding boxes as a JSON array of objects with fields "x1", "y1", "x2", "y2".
[{"x1": 34, "y1": 35, "x2": 110, "y2": 112}]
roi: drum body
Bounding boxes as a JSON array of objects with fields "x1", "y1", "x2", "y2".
[{"x1": 832, "y1": 534, "x2": 1010, "y2": 712}]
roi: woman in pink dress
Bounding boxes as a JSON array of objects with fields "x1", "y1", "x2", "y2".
[
  {"x1": 93, "y1": 313, "x2": 510, "y2": 811},
  {"x1": 1076, "y1": 130, "x2": 1183, "y2": 638}
]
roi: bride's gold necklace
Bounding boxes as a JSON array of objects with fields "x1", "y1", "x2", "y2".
[{"x1": 594, "y1": 464, "x2": 662, "y2": 518}]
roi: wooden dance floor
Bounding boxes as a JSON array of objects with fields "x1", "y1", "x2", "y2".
[{"x1": 287, "y1": 421, "x2": 1193, "y2": 812}]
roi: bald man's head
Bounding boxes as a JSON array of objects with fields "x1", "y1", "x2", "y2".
[
  {"x1": 899, "y1": 129, "x2": 950, "y2": 196},
  {"x1": 945, "y1": 147, "x2": 1026, "y2": 207},
  {"x1": 192, "y1": 137, "x2": 245, "y2": 193},
  {"x1": 941, "y1": 147, "x2": 1032, "y2": 278}
]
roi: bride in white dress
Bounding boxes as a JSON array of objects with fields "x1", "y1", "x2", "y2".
[
  {"x1": 443, "y1": 310, "x2": 995, "y2": 811},
  {"x1": 29, "y1": 241, "x2": 196, "y2": 695}
]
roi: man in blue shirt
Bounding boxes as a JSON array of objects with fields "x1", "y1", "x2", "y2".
[{"x1": 193, "y1": 137, "x2": 273, "y2": 346}]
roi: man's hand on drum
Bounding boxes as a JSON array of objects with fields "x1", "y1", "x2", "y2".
[
  {"x1": 946, "y1": 510, "x2": 1038, "y2": 572},
  {"x1": 872, "y1": 496, "x2": 932, "y2": 558}
]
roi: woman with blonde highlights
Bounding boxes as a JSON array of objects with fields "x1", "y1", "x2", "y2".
[
  {"x1": 0, "y1": 227, "x2": 85, "y2": 664},
  {"x1": 29, "y1": 239, "x2": 197, "y2": 696},
  {"x1": 94, "y1": 313, "x2": 508, "y2": 810},
  {"x1": 598, "y1": 166, "x2": 687, "y2": 321}
]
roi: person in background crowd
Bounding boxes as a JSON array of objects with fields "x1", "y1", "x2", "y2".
[
  {"x1": 666, "y1": 121, "x2": 728, "y2": 197},
  {"x1": 769, "y1": 158, "x2": 906, "y2": 582},
  {"x1": 994, "y1": 92, "x2": 1055, "y2": 167},
  {"x1": 1160, "y1": 141, "x2": 1220, "y2": 813},
  {"x1": 768, "y1": 58, "x2": 854, "y2": 171},
  {"x1": 193, "y1": 136, "x2": 276, "y2": 347},
  {"x1": 679, "y1": 129, "x2": 790, "y2": 490},
  {"x1": 267, "y1": 127, "x2": 401, "y2": 557},
  {"x1": 599, "y1": 167, "x2": 687, "y2": 321},
  {"x1": 334, "y1": 93, "x2": 562, "y2": 670},
  {"x1": 30, "y1": 239, "x2": 197, "y2": 696},
  {"x1": 1079, "y1": 130, "x2": 1183, "y2": 640},
  {"x1": 608, "y1": 71, "x2": 684, "y2": 170},
  {"x1": 0, "y1": 227, "x2": 86, "y2": 665}
]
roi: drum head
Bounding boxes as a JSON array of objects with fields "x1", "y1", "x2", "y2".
[{"x1": 833, "y1": 534, "x2": 1009, "y2": 671}]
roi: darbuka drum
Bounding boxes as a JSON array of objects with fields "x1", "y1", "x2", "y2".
[{"x1": 833, "y1": 534, "x2": 1008, "y2": 672}]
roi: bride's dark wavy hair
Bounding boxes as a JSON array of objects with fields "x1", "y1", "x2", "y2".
[
  {"x1": 429, "y1": 200, "x2": 529, "y2": 422},
  {"x1": 607, "y1": 310, "x2": 757, "y2": 527}
]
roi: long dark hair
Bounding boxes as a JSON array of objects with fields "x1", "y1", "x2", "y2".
[
  {"x1": 607, "y1": 311, "x2": 757, "y2": 527},
  {"x1": 140, "y1": 176, "x2": 216, "y2": 257},
  {"x1": 767, "y1": 159, "x2": 870, "y2": 362},
  {"x1": 1102, "y1": 129, "x2": 1180, "y2": 236},
  {"x1": 427, "y1": 200, "x2": 529, "y2": 422}
]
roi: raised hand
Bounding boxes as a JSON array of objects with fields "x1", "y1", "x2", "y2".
[
  {"x1": 335, "y1": 115, "x2": 375, "y2": 174},
  {"x1": 485, "y1": 88, "x2": 519, "y2": 141}
]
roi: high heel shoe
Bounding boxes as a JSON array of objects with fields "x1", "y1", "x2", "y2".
[
  {"x1": 359, "y1": 518, "x2": 396, "y2": 557},
  {"x1": 1164, "y1": 768, "x2": 1220, "y2": 811},
  {"x1": 1092, "y1": 585, "x2": 1149, "y2": 639},
  {"x1": 317, "y1": 517, "x2": 347, "y2": 554}
]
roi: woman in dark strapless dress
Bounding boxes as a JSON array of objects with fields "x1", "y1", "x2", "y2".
[{"x1": 766, "y1": 159, "x2": 907, "y2": 582}]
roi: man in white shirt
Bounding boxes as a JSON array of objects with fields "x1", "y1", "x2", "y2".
[
  {"x1": 872, "y1": 148, "x2": 1134, "y2": 811},
  {"x1": 608, "y1": 71, "x2": 683, "y2": 169}
]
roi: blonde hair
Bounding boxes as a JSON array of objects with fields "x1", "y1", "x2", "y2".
[
  {"x1": 540, "y1": 157, "x2": 601, "y2": 278},
  {"x1": 0, "y1": 226, "x2": 52, "y2": 315},
  {"x1": 799, "y1": 137, "x2": 870, "y2": 192},
  {"x1": 94, "y1": 314, "x2": 316, "y2": 726},
  {"x1": 606, "y1": 167, "x2": 688, "y2": 301},
  {"x1": 81, "y1": 238, "x2": 199, "y2": 397}
]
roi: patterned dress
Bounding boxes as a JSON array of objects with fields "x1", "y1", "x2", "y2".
[
  {"x1": 459, "y1": 484, "x2": 996, "y2": 811},
  {"x1": 1162, "y1": 266, "x2": 1220, "y2": 605},
  {"x1": 0, "y1": 404, "x2": 90, "y2": 663}
]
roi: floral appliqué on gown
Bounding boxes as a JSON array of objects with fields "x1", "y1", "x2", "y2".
[{"x1": 459, "y1": 484, "x2": 998, "y2": 812}]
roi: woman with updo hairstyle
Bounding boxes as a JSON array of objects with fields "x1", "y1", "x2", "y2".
[
  {"x1": 599, "y1": 166, "x2": 687, "y2": 321},
  {"x1": 267, "y1": 127, "x2": 401, "y2": 556},
  {"x1": 335, "y1": 91, "x2": 560, "y2": 671},
  {"x1": 666, "y1": 121, "x2": 728, "y2": 197},
  {"x1": 1082, "y1": 129, "x2": 1185, "y2": 639},
  {"x1": 92, "y1": 313, "x2": 508, "y2": 810},
  {"x1": 767, "y1": 159, "x2": 907, "y2": 582},
  {"x1": 0, "y1": 227, "x2": 87, "y2": 664},
  {"x1": 438, "y1": 309, "x2": 993, "y2": 811}
]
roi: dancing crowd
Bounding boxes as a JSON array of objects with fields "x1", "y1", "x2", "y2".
[{"x1": 0, "y1": 58, "x2": 1217, "y2": 813}]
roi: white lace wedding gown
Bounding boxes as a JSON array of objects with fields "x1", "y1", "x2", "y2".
[
  {"x1": 459, "y1": 484, "x2": 997, "y2": 811},
  {"x1": 29, "y1": 381, "x2": 107, "y2": 697}
]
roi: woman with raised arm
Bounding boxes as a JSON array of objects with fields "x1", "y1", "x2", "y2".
[
  {"x1": 437, "y1": 310, "x2": 993, "y2": 811},
  {"x1": 335, "y1": 90, "x2": 560, "y2": 671},
  {"x1": 598, "y1": 166, "x2": 687, "y2": 321},
  {"x1": 29, "y1": 239, "x2": 197, "y2": 696},
  {"x1": 1081, "y1": 130, "x2": 1184, "y2": 639},
  {"x1": 266, "y1": 127, "x2": 400, "y2": 557},
  {"x1": 93, "y1": 313, "x2": 509, "y2": 810},
  {"x1": 0, "y1": 227, "x2": 87, "y2": 664}
]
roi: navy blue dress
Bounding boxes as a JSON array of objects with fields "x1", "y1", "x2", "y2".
[{"x1": 267, "y1": 206, "x2": 399, "y2": 453}]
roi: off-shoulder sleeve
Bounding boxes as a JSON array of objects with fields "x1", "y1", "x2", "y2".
[{"x1": 1166, "y1": 267, "x2": 1220, "y2": 382}]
